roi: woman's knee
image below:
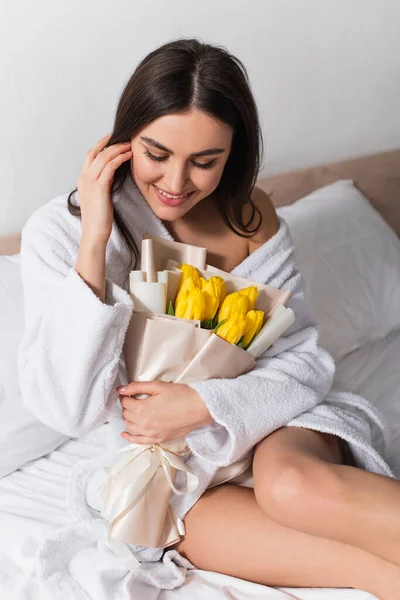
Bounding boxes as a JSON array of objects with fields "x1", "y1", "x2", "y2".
[{"x1": 253, "y1": 452, "x2": 343, "y2": 524}]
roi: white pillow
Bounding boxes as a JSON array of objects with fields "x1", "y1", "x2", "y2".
[
  {"x1": 333, "y1": 329, "x2": 400, "y2": 475},
  {"x1": 277, "y1": 180, "x2": 400, "y2": 360},
  {"x1": 0, "y1": 254, "x2": 67, "y2": 478}
]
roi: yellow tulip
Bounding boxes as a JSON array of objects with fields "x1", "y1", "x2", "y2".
[
  {"x1": 177, "y1": 264, "x2": 201, "y2": 293},
  {"x1": 242, "y1": 310, "x2": 264, "y2": 348},
  {"x1": 200, "y1": 276, "x2": 227, "y2": 321},
  {"x1": 175, "y1": 287, "x2": 206, "y2": 321},
  {"x1": 174, "y1": 275, "x2": 197, "y2": 311},
  {"x1": 214, "y1": 277, "x2": 227, "y2": 305},
  {"x1": 216, "y1": 313, "x2": 248, "y2": 345},
  {"x1": 217, "y1": 292, "x2": 249, "y2": 323},
  {"x1": 238, "y1": 286, "x2": 259, "y2": 310}
]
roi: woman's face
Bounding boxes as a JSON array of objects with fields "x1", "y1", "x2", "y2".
[{"x1": 129, "y1": 108, "x2": 233, "y2": 222}]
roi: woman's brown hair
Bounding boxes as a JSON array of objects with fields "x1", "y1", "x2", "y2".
[{"x1": 68, "y1": 38, "x2": 264, "y2": 282}]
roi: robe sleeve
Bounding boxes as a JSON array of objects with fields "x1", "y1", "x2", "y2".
[
  {"x1": 17, "y1": 212, "x2": 133, "y2": 437},
  {"x1": 185, "y1": 220, "x2": 336, "y2": 466}
]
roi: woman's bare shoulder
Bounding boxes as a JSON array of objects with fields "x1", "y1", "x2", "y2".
[{"x1": 246, "y1": 186, "x2": 280, "y2": 255}]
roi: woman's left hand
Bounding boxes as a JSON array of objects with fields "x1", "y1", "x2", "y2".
[{"x1": 117, "y1": 381, "x2": 214, "y2": 445}]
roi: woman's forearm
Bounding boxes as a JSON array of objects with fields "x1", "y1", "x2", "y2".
[{"x1": 76, "y1": 236, "x2": 107, "y2": 303}]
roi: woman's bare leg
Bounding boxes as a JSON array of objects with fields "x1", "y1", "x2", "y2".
[
  {"x1": 252, "y1": 427, "x2": 400, "y2": 568},
  {"x1": 175, "y1": 483, "x2": 400, "y2": 599}
]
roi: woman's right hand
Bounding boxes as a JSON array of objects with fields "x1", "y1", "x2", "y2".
[{"x1": 77, "y1": 133, "x2": 132, "y2": 245}]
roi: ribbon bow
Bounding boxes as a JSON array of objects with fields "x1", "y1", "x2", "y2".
[{"x1": 98, "y1": 442, "x2": 199, "y2": 557}]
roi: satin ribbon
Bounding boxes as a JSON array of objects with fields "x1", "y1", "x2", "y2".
[{"x1": 98, "y1": 442, "x2": 199, "y2": 554}]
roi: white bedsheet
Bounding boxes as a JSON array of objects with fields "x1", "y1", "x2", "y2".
[{"x1": 3, "y1": 329, "x2": 400, "y2": 599}]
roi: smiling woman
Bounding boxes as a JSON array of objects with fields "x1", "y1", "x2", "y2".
[
  {"x1": 17, "y1": 37, "x2": 400, "y2": 598},
  {"x1": 67, "y1": 38, "x2": 264, "y2": 281}
]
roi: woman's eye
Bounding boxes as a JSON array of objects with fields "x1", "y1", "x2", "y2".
[
  {"x1": 144, "y1": 149, "x2": 167, "y2": 163},
  {"x1": 192, "y1": 160, "x2": 217, "y2": 170},
  {"x1": 144, "y1": 149, "x2": 216, "y2": 170}
]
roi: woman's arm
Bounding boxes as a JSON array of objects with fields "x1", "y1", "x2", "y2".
[
  {"x1": 184, "y1": 196, "x2": 336, "y2": 467},
  {"x1": 17, "y1": 209, "x2": 133, "y2": 437}
]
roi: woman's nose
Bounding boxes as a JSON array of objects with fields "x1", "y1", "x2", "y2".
[{"x1": 164, "y1": 165, "x2": 190, "y2": 194}]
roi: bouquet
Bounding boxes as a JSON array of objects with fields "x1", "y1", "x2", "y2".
[{"x1": 99, "y1": 234, "x2": 295, "y2": 550}]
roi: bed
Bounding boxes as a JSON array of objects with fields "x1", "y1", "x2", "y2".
[{"x1": 1, "y1": 148, "x2": 400, "y2": 599}]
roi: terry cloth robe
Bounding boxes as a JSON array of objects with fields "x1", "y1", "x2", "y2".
[{"x1": 17, "y1": 173, "x2": 394, "y2": 594}]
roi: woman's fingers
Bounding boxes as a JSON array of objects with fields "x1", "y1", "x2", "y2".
[
  {"x1": 121, "y1": 416, "x2": 154, "y2": 443},
  {"x1": 81, "y1": 133, "x2": 112, "y2": 170},
  {"x1": 122, "y1": 420, "x2": 146, "y2": 435},
  {"x1": 121, "y1": 405, "x2": 137, "y2": 423},
  {"x1": 90, "y1": 142, "x2": 132, "y2": 181},
  {"x1": 120, "y1": 432, "x2": 156, "y2": 445},
  {"x1": 117, "y1": 381, "x2": 163, "y2": 396},
  {"x1": 121, "y1": 403, "x2": 159, "y2": 440},
  {"x1": 81, "y1": 133, "x2": 131, "y2": 180},
  {"x1": 97, "y1": 150, "x2": 132, "y2": 187}
]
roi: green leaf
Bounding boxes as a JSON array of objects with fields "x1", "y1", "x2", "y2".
[
  {"x1": 201, "y1": 318, "x2": 211, "y2": 329},
  {"x1": 211, "y1": 313, "x2": 219, "y2": 329},
  {"x1": 237, "y1": 335, "x2": 245, "y2": 348},
  {"x1": 167, "y1": 301, "x2": 175, "y2": 316},
  {"x1": 214, "y1": 318, "x2": 227, "y2": 332}
]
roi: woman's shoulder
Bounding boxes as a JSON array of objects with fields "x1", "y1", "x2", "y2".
[
  {"x1": 245, "y1": 185, "x2": 280, "y2": 255},
  {"x1": 23, "y1": 191, "x2": 78, "y2": 237},
  {"x1": 21, "y1": 191, "x2": 83, "y2": 266}
]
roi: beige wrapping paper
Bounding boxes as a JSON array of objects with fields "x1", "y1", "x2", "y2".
[
  {"x1": 142, "y1": 234, "x2": 207, "y2": 271},
  {"x1": 99, "y1": 438, "x2": 197, "y2": 548},
  {"x1": 100, "y1": 235, "x2": 292, "y2": 550},
  {"x1": 105, "y1": 317, "x2": 256, "y2": 549}
]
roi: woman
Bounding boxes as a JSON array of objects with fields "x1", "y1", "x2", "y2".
[{"x1": 18, "y1": 39, "x2": 400, "y2": 598}]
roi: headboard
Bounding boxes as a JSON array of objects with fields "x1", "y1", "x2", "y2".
[
  {"x1": 1, "y1": 148, "x2": 399, "y2": 256},
  {"x1": 0, "y1": 233, "x2": 22, "y2": 256},
  {"x1": 256, "y1": 148, "x2": 400, "y2": 235}
]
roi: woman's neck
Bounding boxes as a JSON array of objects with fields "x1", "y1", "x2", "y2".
[
  {"x1": 161, "y1": 195, "x2": 220, "y2": 244},
  {"x1": 160, "y1": 195, "x2": 251, "y2": 272}
]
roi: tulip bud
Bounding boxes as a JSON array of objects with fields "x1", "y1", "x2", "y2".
[
  {"x1": 174, "y1": 276, "x2": 196, "y2": 310},
  {"x1": 215, "y1": 277, "x2": 227, "y2": 305},
  {"x1": 216, "y1": 313, "x2": 248, "y2": 345},
  {"x1": 218, "y1": 292, "x2": 249, "y2": 323},
  {"x1": 176, "y1": 287, "x2": 206, "y2": 321},
  {"x1": 242, "y1": 310, "x2": 264, "y2": 348},
  {"x1": 238, "y1": 286, "x2": 259, "y2": 310},
  {"x1": 177, "y1": 264, "x2": 201, "y2": 293},
  {"x1": 201, "y1": 276, "x2": 226, "y2": 321}
]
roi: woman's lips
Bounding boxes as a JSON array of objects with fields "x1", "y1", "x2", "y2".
[{"x1": 153, "y1": 185, "x2": 195, "y2": 207}]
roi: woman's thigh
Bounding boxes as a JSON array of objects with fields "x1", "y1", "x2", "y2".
[{"x1": 173, "y1": 482, "x2": 400, "y2": 592}]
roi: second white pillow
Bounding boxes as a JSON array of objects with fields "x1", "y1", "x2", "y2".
[{"x1": 277, "y1": 180, "x2": 400, "y2": 360}]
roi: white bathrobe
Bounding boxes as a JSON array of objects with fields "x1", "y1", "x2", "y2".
[{"x1": 17, "y1": 172, "x2": 394, "y2": 593}]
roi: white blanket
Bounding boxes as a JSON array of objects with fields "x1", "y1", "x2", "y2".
[
  {"x1": 16, "y1": 173, "x2": 394, "y2": 593},
  {"x1": 0, "y1": 424, "x2": 379, "y2": 600}
]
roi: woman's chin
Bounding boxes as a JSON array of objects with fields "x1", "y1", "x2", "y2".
[
  {"x1": 147, "y1": 194, "x2": 193, "y2": 220},
  {"x1": 148, "y1": 202, "x2": 184, "y2": 222}
]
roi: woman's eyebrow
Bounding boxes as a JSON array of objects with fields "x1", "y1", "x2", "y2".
[{"x1": 140, "y1": 136, "x2": 225, "y2": 157}]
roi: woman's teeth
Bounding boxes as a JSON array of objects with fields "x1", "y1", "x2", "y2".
[{"x1": 157, "y1": 187, "x2": 190, "y2": 199}]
